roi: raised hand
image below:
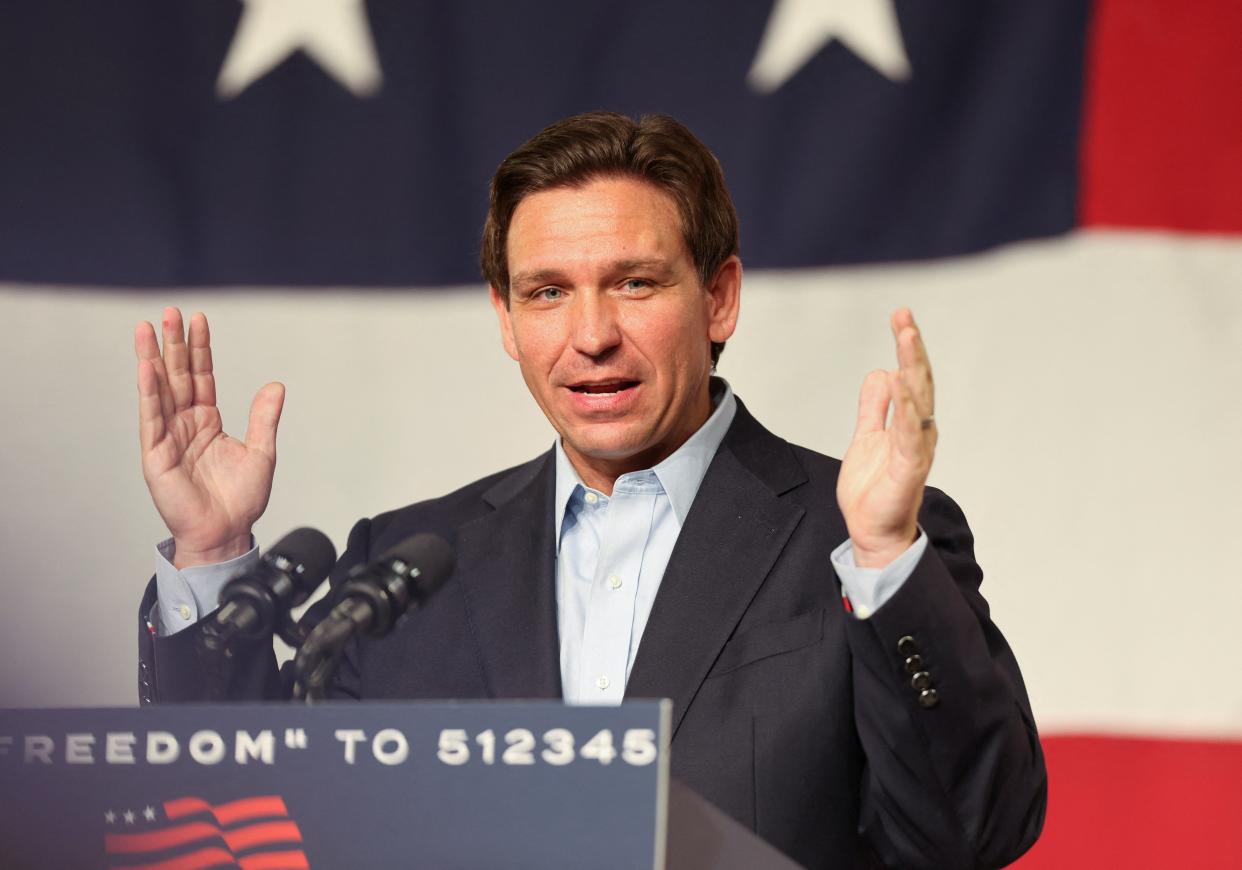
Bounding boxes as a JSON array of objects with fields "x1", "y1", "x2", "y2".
[
  {"x1": 837, "y1": 308, "x2": 937, "y2": 569},
  {"x1": 135, "y1": 307, "x2": 285, "y2": 568}
]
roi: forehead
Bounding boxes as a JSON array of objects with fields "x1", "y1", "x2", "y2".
[{"x1": 506, "y1": 176, "x2": 688, "y2": 275}]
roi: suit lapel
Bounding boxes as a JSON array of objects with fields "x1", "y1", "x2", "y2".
[
  {"x1": 454, "y1": 452, "x2": 563, "y2": 699},
  {"x1": 625, "y1": 402, "x2": 808, "y2": 737}
]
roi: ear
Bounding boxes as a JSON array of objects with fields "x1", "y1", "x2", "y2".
[
  {"x1": 705, "y1": 255, "x2": 742, "y2": 345},
  {"x1": 489, "y1": 285, "x2": 520, "y2": 361}
]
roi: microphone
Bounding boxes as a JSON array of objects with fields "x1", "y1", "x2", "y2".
[
  {"x1": 292, "y1": 533, "x2": 453, "y2": 699},
  {"x1": 323, "y1": 533, "x2": 454, "y2": 638},
  {"x1": 199, "y1": 527, "x2": 337, "y2": 654}
]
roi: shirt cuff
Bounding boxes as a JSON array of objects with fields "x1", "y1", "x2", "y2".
[
  {"x1": 153, "y1": 537, "x2": 259, "y2": 636},
  {"x1": 830, "y1": 529, "x2": 928, "y2": 620}
]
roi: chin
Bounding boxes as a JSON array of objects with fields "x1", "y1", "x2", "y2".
[{"x1": 562, "y1": 428, "x2": 652, "y2": 463}]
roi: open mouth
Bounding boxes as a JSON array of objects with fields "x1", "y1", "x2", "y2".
[{"x1": 568, "y1": 380, "x2": 639, "y2": 396}]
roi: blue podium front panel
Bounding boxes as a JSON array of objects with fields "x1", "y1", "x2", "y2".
[{"x1": 0, "y1": 700, "x2": 670, "y2": 869}]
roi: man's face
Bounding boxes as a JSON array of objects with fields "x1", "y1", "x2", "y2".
[{"x1": 491, "y1": 175, "x2": 740, "y2": 489}]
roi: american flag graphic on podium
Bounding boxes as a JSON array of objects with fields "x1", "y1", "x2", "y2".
[{"x1": 102, "y1": 796, "x2": 308, "y2": 870}]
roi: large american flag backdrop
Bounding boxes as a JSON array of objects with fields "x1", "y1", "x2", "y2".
[{"x1": 2, "y1": 2, "x2": 1239, "y2": 867}]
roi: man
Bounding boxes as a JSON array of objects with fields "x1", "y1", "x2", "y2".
[{"x1": 135, "y1": 113, "x2": 1046, "y2": 868}]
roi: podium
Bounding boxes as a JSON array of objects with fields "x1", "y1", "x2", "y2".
[{"x1": 0, "y1": 701, "x2": 801, "y2": 869}]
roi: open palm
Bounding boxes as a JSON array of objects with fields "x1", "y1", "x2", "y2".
[
  {"x1": 836, "y1": 309, "x2": 937, "y2": 569},
  {"x1": 136, "y1": 308, "x2": 284, "y2": 567}
]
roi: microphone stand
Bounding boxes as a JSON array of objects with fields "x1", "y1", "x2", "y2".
[
  {"x1": 290, "y1": 599, "x2": 374, "y2": 702},
  {"x1": 195, "y1": 606, "x2": 317, "y2": 702}
]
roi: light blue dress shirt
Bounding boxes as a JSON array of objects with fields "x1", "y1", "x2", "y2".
[{"x1": 155, "y1": 381, "x2": 927, "y2": 696}]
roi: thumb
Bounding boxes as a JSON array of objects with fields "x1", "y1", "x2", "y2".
[{"x1": 244, "y1": 382, "x2": 285, "y2": 459}]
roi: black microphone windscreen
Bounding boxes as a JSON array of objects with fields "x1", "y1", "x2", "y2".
[
  {"x1": 379, "y1": 533, "x2": 454, "y2": 599},
  {"x1": 266, "y1": 527, "x2": 337, "y2": 594}
]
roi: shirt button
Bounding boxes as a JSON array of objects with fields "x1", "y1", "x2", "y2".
[
  {"x1": 178, "y1": 605, "x2": 191, "y2": 621},
  {"x1": 584, "y1": 492, "x2": 599, "y2": 505},
  {"x1": 596, "y1": 675, "x2": 610, "y2": 690},
  {"x1": 608, "y1": 575, "x2": 623, "y2": 590}
]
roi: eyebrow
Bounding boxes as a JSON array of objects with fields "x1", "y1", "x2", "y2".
[
  {"x1": 510, "y1": 259, "x2": 675, "y2": 289},
  {"x1": 509, "y1": 268, "x2": 566, "y2": 289},
  {"x1": 610, "y1": 259, "x2": 674, "y2": 277}
]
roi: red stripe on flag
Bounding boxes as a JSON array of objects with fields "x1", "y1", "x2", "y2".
[
  {"x1": 105, "y1": 822, "x2": 221, "y2": 854},
  {"x1": 110, "y1": 845, "x2": 237, "y2": 870},
  {"x1": 222, "y1": 821, "x2": 303, "y2": 852},
  {"x1": 106, "y1": 819, "x2": 301, "y2": 857},
  {"x1": 164, "y1": 796, "x2": 289, "y2": 826},
  {"x1": 1014, "y1": 734, "x2": 1242, "y2": 868},
  {"x1": 1079, "y1": 0, "x2": 1242, "y2": 234},
  {"x1": 238, "y1": 850, "x2": 311, "y2": 870}
]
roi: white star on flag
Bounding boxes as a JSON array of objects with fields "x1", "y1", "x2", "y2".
[
  {"x1": 143, "y1": 805, "x2": 157, "y2": 821},
  {"x1": 748, "y1": 0, "x2": 911, "y2": 92},
  {"x1": 217, "y1": 0, "x2": 383, "y2": 99},
  {"x1": 122, "y1": 809, "x2": 136, "y2": 825},
  {"x1": 104, "y1": 810, "x2": 116, "y2": 825}
]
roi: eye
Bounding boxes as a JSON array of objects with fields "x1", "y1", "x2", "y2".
[
  {"x1": 535, "y1": 286, "x2": 564, "y2": 301},
  {"x1": 622, "y1": 278, "x2": 652, "y2": 292}
]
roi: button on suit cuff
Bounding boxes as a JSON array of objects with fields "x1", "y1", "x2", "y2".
[
  {"x1": 153, "y1": 536, "x2": 259, "y2": 637},
  {"x1": 831, "y1": 529, "x2": 928, "y2": 619}
]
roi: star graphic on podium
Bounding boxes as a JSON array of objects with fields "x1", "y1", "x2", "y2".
[
  {"x1": 749, "y1": 0, "x2": 911, "y2": 92},
  {"x1": 122, "y1": 809, "x2": 136, "y2": 825},
  {"x1": 104, "y1": 810, "x2": 116, "y2": 825},
  {"x1": 143, "y1": 805, "x2": 157, "y2": 821}
]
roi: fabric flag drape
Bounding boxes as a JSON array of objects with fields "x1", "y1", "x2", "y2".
[{"x1": 1, "y1": 1, "x2": 1238, "y2": 866}]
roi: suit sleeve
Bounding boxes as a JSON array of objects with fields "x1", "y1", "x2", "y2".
[
  {"x1": 136, "y1": 517, "x2": 376, "y2": 704},
  {"x1": 843, "y1": 487, "x2": 1047, "y2": 869}
]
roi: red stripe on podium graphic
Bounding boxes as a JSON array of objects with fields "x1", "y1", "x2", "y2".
[
  {"x1": 110, "y1": 846, "x2": 238, "y2": 870},
  {"x1": 105, "y1": 819, "x2": 302, "y2": 855},
  {"x1": 164, "y1": 796, "x2": 291, "y2": 826},
  {"x1": 224, "y1": 821, "x2": 303, "y2": 853},
  {"x1": 1014, "y1": 734, "x2": 1242, "y2": 869},
  {"x1": 106, "y1": 822, "x2": 224, "y2": 854},
  {"x1": 113, "y1": 850, "x2": 310, "y2": 870}
]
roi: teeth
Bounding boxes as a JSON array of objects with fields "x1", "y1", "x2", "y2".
[{"x1": 574, "y1": 383, "x2": 628, "y2": 395}]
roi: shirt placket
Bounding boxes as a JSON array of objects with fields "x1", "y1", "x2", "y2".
[{"x1": 577, "y1": 473, "x2": 658, "y2": 703}]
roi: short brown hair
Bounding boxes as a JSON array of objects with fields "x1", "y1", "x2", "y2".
[{"x1": 480, "y1": 112, "x2": 739, "y2": 365}]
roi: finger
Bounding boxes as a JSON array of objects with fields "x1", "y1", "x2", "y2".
[
  {"x1": 244, "y1": 382, "x2": 285, "y2": 460},
  {"x1": 853, "y1": 369, "x2": 890, "y2": 437},
  {"x1": 161, "y1": 307, "x2": 193, "y2": 412},
  {"x1": 893, "y1": 313, "x2": 934, "y2": 418},
  {"x1": 134, "y1": 320, "x2": 175, "y2": 421},
  {"x1": 890, "y1": 370, "x2": 936, "y2": 461},
  {"x1": 136, "y1": 359, "x2": 167, "y2": 452},
  {"x1": 187, "y1": 311, "x2": 216, "y2": 408},
  {"x1": 904, "y1": 367, "x2": 933, "y2": 432},
  {"x1": 889, "y1": 306, "x2": 915, "y2": 341}
]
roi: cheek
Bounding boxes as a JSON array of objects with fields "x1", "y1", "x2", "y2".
[
  {"x1": 652, "y1": 311, "x2": 712, "y2": 374},
  {"x1": 621, "y1": 306, "x2": 703, "y2": 361},
  {"x1": 510, "y1": 318, "x2": 564, "y2": 369}
]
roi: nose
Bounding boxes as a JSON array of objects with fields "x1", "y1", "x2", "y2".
[{"x1": 570, "y1": 291, "x2": 621, "y2": 358}]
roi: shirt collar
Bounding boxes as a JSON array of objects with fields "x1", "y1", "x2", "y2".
[{"x1": 553, "y1": 378, "x2": 738, "y2": 543}]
